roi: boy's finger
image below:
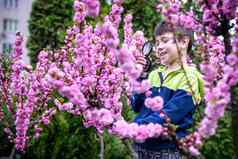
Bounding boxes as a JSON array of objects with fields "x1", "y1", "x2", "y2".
[
  {"x1": 137, "y1": 58, "x2": 146, "y2": 63},
  {"x1": 136, "y1": 60, "x2": 147, "y2": 65},
  {"x1": 136, "y1": 55, "x2": 145, "y2": 59},
  {"x1": 137, "y1": 59, "x2": 146, "y2": 63}
]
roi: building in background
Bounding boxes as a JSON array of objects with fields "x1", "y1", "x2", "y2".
[{"x1": 0, "y1": 0, "x2": 33, "y2": 64}]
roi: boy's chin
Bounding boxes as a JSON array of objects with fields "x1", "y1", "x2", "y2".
[{"x1": 160, "y1": 61, "x2": 169, "y2": 66}]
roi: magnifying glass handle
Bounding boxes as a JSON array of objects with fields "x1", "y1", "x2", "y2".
[
  {"x1": 143, "y1": 57, "x2": 152, "y2": 72},
  {"x1": 138, "y1": 58, "x2": 151, "y2": 80}
]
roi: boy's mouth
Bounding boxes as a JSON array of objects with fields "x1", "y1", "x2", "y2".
[{"x1": 159, "y1": 50, "x2": 167, "y2": 57}]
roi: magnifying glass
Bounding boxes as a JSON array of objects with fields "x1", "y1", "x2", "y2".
[
  {"x1": 142, "y1": 41, "x2": 154, "y2": 57},
  {"x1": 141, "y1": 41, "x2": 154, "y2": 72}
]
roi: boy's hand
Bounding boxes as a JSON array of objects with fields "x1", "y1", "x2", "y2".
[{"x1": 136, "y1": 56, "x2": 147, "y2": 67}]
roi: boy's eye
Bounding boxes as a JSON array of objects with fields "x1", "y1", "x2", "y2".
[
  {"x1": 161, "y1": 38, "x2": 169, "y2": 43},
  {"x1": 156, "y1": 38, "x2": 169, "y2": 45}
]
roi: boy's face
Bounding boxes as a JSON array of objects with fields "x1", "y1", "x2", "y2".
[{"x1": 155, "y1": 32, "x2": 186, "y2": 67}]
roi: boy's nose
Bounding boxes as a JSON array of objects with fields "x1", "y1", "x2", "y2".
[{"x1": 157, "y1": 47, "x2": 165, "y2": 53}]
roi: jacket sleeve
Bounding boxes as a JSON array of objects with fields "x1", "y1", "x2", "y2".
[
  {"x1": 136, "y1": 89, "x2": 195, "y2": 125},
  {"x1": 130, "y1": 92, "x2": 146, "y2": 113},
  {"x1": 130, "y1": 69, "x2": 160, "y2": 113}
]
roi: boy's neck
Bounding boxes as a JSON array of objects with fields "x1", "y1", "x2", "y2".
[{"x1": 166, "y1": 61, "x2": 188, "y2": 72}]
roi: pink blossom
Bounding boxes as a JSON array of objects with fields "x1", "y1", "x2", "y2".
[
  {"x1": 84, "y1": 0, "x2": 100, "y2": 17},
  {"x1": 73, "y1": 1, "x2": 87, "y2": 24},
  {"x1": 189, "y1": 146, "x2": 200, "y2": 156},
  {"x1": 227, "y1": 53, "x2": 238, "y2": 66},
  {"x1": 145, "y1": 96, "x2": 164, "y2": 111}
]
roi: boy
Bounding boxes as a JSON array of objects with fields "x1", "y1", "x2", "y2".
[{"x1": 131, "y1": 21, "x2": 204, "y2": 159}]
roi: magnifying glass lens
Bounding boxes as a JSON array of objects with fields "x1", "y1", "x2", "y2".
[{"x1": 142, "y1": 42, "x2": 153, "y2": 57}]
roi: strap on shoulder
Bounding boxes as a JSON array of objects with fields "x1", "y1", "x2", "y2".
[{"x1": 158, "y1": 72, "x2": 163, "y2": 86}]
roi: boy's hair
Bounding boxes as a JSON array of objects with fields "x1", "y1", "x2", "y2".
[{"x1": 154, "y1": 20, "x2": 194, "y2": 55}]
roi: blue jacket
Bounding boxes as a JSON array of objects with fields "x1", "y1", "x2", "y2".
[{"x1": 131, "y1": 66, "x2": 204, "y2": 151}]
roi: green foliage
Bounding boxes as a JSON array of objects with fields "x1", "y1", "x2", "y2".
[
  {"x1": 191, "y1": 104, "x2": 235, "y2": 159},
  {"x1": 0, "y1": 123, "x2": 13, "y2": 157},
  {"x1": 123, "y1": 0, "x2": 161, "y2": 40},
  {"x1": 103, "y1": 133, "x2": 132, "y2": 159},
  {"x1": 201, "y1": 111, "x2": 235, "y2": 159},
  {"x1": 0, "y1": 55, "x2": 15, "y2": 157},
  {"x1": 22, "y1": 94, "x2": 134, "y2": 159},
  {"x1": 26, "y1": 112, "x2": 100, "y2": 159},
  {"x1": 27, "y1": 0, "x2": 74, "y2": 66},
  {"x1": 24, "y1": 106, "x2": 135, "y2": 159}
]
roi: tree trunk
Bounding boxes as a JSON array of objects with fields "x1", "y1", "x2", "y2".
[
  {"x1": 222, "y1": 21, "x2": 238, "y2": 159},
  {"x1": 231, "y1": 86, "x2": 238, "y2": 158}
]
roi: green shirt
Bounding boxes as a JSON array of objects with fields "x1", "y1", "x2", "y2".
[{"x1": 148, "y1": 65, "x2": 204, "y2": 105}]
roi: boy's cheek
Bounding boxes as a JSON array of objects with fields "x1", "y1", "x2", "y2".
[{"x1": 155, "y1": 53, "x2": 160, "y2": 59}]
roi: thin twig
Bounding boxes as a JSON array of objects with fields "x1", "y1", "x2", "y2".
[
  {"x1": 9, "y1": 147, "x2": 15, "y2": 159},
  {"x1": 122, "y1": 139, "x2": 137, "y2": 159},
  {"x1": 98, "y1": 133, "x2": 104, "y2": 159}
]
